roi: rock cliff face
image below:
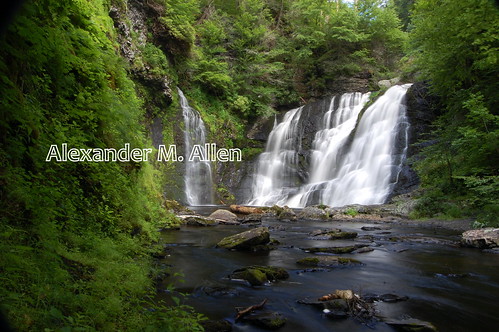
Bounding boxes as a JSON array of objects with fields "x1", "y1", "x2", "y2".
[{"x1": 390, "y1": 82, "x2": 439, "y2": 197}]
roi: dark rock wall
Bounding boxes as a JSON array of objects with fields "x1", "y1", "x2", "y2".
[{"x1": 390, "y1": 82, "x2": 439, "y2": 197}]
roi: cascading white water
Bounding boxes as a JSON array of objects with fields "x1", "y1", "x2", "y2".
[
  {"x1": 178, "y1": 88, "x2": 214, "y2": 206},
  {"x1": 248, "y1": 84, "x2": 411, "y2": 208},
  {"x1": 247, "y1": 107, "x2": 303, "y2": 206},
  {"x1": 287, "y1": 92, "x2": 371, "y2": 207}
]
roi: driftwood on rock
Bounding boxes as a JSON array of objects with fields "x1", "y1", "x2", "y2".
[
  {"x1": 230, "y1": 205, "x2": 264, "y2": 215},
  {"x1": 319, "y1": 289, "x2": 354, "y2": 301},
  {"x1": 235, "y1": 298, "x2": 268, "y2": 321}
]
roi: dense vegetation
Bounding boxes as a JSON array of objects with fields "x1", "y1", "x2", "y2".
[
  {"x1": 0, "y1": 0, "x2": 202, "y2": 330},
  {"x1": 0, "y1": 0, "x2": 497, "y2": 331},
  {"x1": 408, "y1": 0, "x2": 498, "y2": 225}
]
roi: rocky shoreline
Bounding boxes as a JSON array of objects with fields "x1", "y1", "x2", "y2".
[{"x1": 165, "y1": 199, "x2": 498, "y2": 253}]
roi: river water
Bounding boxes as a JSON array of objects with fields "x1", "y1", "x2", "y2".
[{"x1": 158, "y1": 209, "x2": 499, "y2": 332}]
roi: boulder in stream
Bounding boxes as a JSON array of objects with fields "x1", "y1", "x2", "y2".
[
  {"x1": 180, "y1": 215, "x2": 216, "y2": 226},
  {"x1": 241, "y1": 213, "x2": 263, "y2": 223},
  {"x1": 266, "y1": 205, "x2": 297, "y2": 221},
  {"x1": 461, "y1": 228, "x2": 499, "y2": 249},
  {"x1": 216, "y1": 227, "x2": 270, "y2": 250},
  {"x1": 297, "y1": 206, "x2": 328, "y2": 220},
  {"x1": 209, "y1": 209, "x2": 239, "y2": 223},
  {"x1": 230, "y1": 265, "x2": 289, "y2": 286},
  {"x1": 310, "y1": 229, "x2": 358, "y2": 240}
]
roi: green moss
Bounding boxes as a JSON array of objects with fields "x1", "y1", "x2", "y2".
[
  {"x1": 345, "y1": 208, "x2": 359, "y2": 217},
  {"x1": 326, "y1": 231, "x2": 358, "y2": 239},
  {"x1": 296, "y1": 257, "x2": 320, "y2": 266},
  {"x1": 337, "y1": 257, "x2": 361, "y2": 264},
  {"x1": 302, "y1": 246, "x2": 358, "y2": 254}
]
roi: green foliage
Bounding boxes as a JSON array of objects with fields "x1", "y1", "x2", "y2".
[
  {"x1": 409, "y1": 0, "x2": 499, "y2": 223},
  {"x1": 158, "y1": 0, "x2": 200, "y2": 50},
  {"x1": 410, "y1": 0, "x2": 498, "y2": 102},
  {"x1": 193, "y1": 58, "x2": 234, "y2": 96},
  {"x1": 345, "y1": 207, "x2": 359, "y2": 217},
  {"x1": 0, "y1": 0, "x2": 201, "y2": 330},
  {"x1": 186, "y1": 0, "x2": 406, "y2": 119},
  {"x1": 141, "y1": 42, "x2": 172, "y2": 77}
]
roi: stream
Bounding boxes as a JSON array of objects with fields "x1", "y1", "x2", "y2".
[{"x1": 158, "y1": 207, "x2": 499, "y2": 332}]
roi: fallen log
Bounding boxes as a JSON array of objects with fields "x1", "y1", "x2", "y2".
[
  {"x1": 235, "y1": 298, "x2": 268, "y2": 321},
  {"x1": 230, "y1": 205, "x2": 264, "y2": 215}
]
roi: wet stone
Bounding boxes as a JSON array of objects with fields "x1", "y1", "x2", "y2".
[
  {"x1": 183, "y1": 216, "x2": 216, "y2": 226},
  {"x1": 201, "y1": 319, "x2": 232, "y2": 332},
  {"x1": 216, "y1": 227, "x2": 270, "y2": 250},
  {"x1": 300, "y1": 244, "x2": 368, "y2": 254},
  {"x1": 296, "y1": 256, "x2": 362, "y2": 267},
  {"x1": 202, "y1": 285, "x2": 240, "y2": 298},
  {"x1": 361, "y1": 225, "x2": 391, "y2": 231},
  {"x1": 352, "y1": 247, "x2": 374, "y2": 254},
  {"x1": 384, "y1": 318, "x2": 437, "y2": 332},
  {"x1": 241, "y1": 311, "x2": 287, "y2": 330},
  {"x1": 310, "y1": 229, "x2": 358, "y2": 240},
  {"x1": 230, "y1": 265, "x2": 289, "y2": 286}
]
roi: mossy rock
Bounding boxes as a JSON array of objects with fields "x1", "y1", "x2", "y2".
[
  {"x1": 325, "y1": 230, "x2": 358, "y2": 239},
  {"x1": 230, "y1": 265, "x2": 289, "y2": 285},
  {"x1": 231, "y1": 268, "x2": 268, "y2": 286},
  {"x1": 265, "y1": 205, "x2": 296, "y2": 221},
  {"x1": 242, "y1": 311, "x2": 287, "y2": 330},
  {"x1": 300, "y1": 244, "x2": 367, "y2": 254},
  {"x1": 296, "y1": 257, "x2": 320, "y2": 266},
  {"x1": 216, "y1": 227, "x2": 270, "y2": 250},
  {"x1": 251, "y1": 265, "x2": 289, "y2": 280},
  {"x1": 200, "y1": 319, "x2": 232, "y2": 332},
  {"x1": 184, "y1": 216, "x2": 216, "y2": 226},
  {"x1": 309, "y1": 229, "x2": 357, "y2": 240},
  {"x1": 164, "y1": 199, "x2": 194, "y2": 214}
]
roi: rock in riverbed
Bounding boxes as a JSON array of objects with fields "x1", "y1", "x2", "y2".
[
  {"x1": 209, "y1": 209, "x2": 239, "y2": 223},
  {"x1": 180, "y1": 215, "x2": 216, "y2": 226},
  {"x1": 383, "y1": 318, "x2": 437, "y2": 331},
  {"x1": 201, "y1": 319, "x2": 232, "y2": 332},
  {"x1": 230, "y1": 266, "x2": 289, "y2": 286},
  {"x1": 216, "y1": 227, "x2": 270, "y2": 250},
  {"x1": 296, "y1": 256, "x2": 361, "y2": 267},
  {"x1": 241, "y1": 311, "x2": 286, "y2": 330},
  {"x1": 266, "y1": 205, "x2": 297, "y2": 221},
  {"x1": 461, "y1": 228, "x2": 499, "y2": 249},
  {"x1": 310, "y1": 229, "x2": 358, "y2": 240},
  {"x1": 297, "y1": 206, "x2": 327, "y2": 219},
  {"x1": 300, "y1": 244, "x2": 368, "y2": 254}
]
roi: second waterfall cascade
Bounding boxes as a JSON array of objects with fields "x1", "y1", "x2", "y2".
[
  {"x1": 178, "y1": 88, "x2": 214, "y2": 206},
  {"x1": 247, "y1": 84, "x2": 411, "y2": 208}
]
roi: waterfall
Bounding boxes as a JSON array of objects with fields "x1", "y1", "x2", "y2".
[
  {"x1": 178, "y1": 88, "x2": 214, "y2": 206},
  {"x1": 247, "y1": 107, "x2": 304, "y2": 206},
  {"x1": 248, "y1": 84, "x2": 411, "y2": 208}
]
